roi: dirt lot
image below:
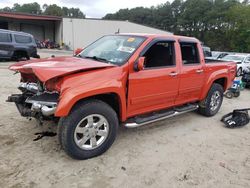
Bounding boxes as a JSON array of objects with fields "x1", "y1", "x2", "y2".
[{"x1": 0, "y1": 51, "x2": 250, "y2": 188}]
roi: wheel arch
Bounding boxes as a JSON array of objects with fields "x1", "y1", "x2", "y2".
[
  {"x1": 55, "y1": 91, "x2": 126, "y2": 122},
  {"x1": 213, "y1": 77, "x2": 228, "y2": 91},
  {"x1": 13, "y1": 49, "x2": 28, "y2": 58},
  {"x1": 200, "y1": 76, "x2": 228, "y2": 100},
  {"x1": 74, "y1": 93, "x2": 122, "y2": 120}
]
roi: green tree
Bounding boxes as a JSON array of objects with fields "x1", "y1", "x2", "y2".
[
  {"x1": 227, "y1": 4, "x2": 250, "y2": 52},
  {"x1": 12, "y1": 3, "x2": 41, "y2": 14},
  {"x1": 42, "y1": 4, "x2": 48, "y2": 10},
  {"x1": 62, "y1": 7, "x2": 69, "y2": 17},
  {"x1": 43, "y1": 5, "x2": 85, "y2": 18},
  {"x1": 0, "y1": 3, "x2": 85, "y2": 19},
  {"x1": 44, "y1": 4, "x2": 63, "y2": 16},
  {"x1": 103, "y1": 0, "x2": 249, "y2": 52},
  {"x1": 67, "y1": 8, "x2": 85, "y2": 18},
  {"x1": 0, "y1": 7, "x2": 12, "y2": 12}
]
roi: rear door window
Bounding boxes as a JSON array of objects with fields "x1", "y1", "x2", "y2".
[
  {"x1": 14, "y1": 34, "x2": 32, "y2": 43},
  {"x1": 0, "y1": 32, "x2": 12, "y2": 42},
  {"x1": 180, "y1": 42, "x2": 200, "y2": 65}
]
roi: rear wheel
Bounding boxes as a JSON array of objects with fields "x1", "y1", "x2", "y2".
[
  {"x1": 198, "y1": 83, "x2": 224, "y2": 117},
  {"x1": 225, "y1": 90, "x2": 233, "y2": 99},
  {"x1": 58, "y1": 100, "x2": 118, "y2": 160}
]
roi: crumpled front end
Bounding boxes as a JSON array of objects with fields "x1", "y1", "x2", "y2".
[
  {"x1": 7, "y1": 80, "x2": 59, "y2": 121},
  {"x1": 7, "y1": 56, "x2": 117, "y2": 121},
  {"x1": 7, "y1": 57, "x2": 114, "y2": 119}
]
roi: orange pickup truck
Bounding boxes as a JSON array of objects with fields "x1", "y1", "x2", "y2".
[{"x1": 7, "y1": 34, "x2": 236, "y2": 159}]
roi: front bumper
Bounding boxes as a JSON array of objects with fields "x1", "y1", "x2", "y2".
[{"x1": 7, "y1": 93, "x2": 59, "y2": 118}]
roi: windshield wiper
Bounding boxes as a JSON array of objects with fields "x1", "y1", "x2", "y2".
[{"x1": 83, "y1": 56, "x2": 111, "y2": 64}]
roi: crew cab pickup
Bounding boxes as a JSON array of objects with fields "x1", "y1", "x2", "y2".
[{"x1": 7, "y1": 34, "x2": 236, "y2": 160}]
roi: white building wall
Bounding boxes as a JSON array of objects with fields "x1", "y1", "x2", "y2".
[
  {"x1": 62, "y1": 18, "x2": 172, "y2": 50},
  {"x1": 55, "y1": 20, "x2": 62, "y2": 45}
]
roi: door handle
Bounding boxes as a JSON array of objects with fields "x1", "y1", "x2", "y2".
[
  {"x1": 196, "y1": 69, "x2": 204, "y2": 74},
  {"x1": 169, "y1": 72, "x2": 178, "y2": 77}
]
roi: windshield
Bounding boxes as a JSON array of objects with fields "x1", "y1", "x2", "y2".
[
  {"x1": 222, "y1": 55, "x2": 245, "y2": 62},
  {"x1": 212, "y1": 52, "x2": 220, "y2": 57},
  {"x1": 79, "y1": 35, "x2": 146, "y2": 65}
]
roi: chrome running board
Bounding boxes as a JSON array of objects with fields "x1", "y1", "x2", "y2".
[{"x1": 124, "y1": 104, "x2": 199, "y2": 128}]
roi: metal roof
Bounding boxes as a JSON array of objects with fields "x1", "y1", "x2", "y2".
[{"x1": 0, "y1": 12, "x2": 62, "y2": 21}]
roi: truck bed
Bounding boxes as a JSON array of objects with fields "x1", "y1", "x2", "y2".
[{"x1": 205, "y1": 58, "x2": 227, "y2": 63}]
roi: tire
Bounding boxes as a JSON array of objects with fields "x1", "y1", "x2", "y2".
[
  {"x1": 25, "y1": 54, "x2": 30, "y2": 60},
  {"x1": 34, "y1": 54, "x2": 40, "y2": 59},
  {"x1": 58, "y1": 100, "x2": 119, "y2": 160},
  {"x1": 234, "y1": 91, "x2": 240, "y2": 97},
  {"x1": 198, "y1": 83, "x2": 224, "y2": 117},
  {"x1": 236, "y1": 68, "x2": 242, "y2": 77},
  {"x1": 12, "y1": 51, "x2": 29, "y2": 61},
  {"x1": 224, "y1": 91, "x2": 233, "y2": 99}
]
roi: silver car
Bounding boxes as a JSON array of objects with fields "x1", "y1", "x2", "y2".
[
  {"x1": 221, "y1": 54, "x2": 250, "y2": 76},
  {"x1": 0, "y1": 29, "x2": 39, "y2": 61}
]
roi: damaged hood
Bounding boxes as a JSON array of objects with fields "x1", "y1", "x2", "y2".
[{"x1": 9, "y1": 56, "x2": 116, "y2": 82}]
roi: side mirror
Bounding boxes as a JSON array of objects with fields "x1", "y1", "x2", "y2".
[{"x1": 134, "y1": 57, "x2": 145, "y2": 71}]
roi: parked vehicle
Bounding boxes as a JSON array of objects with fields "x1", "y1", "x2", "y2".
[
  {"x1": 221, "y1": 54, "x2": 250, "y2": 76},
  {"x1": 224, "y1": 80, "x2": 241, "y2": 98},
  {"x1": 7, "y1": 34, "x2": 236, "y2": 160},
  {"x1": 242, "y1": 67, "x2": 250, "y2": 88},
  {"x1": 213, "y1": 51, "x2": 231, "y2": 59},
  {"x1": 202, "y1": 45, "x2": 212, "y2": 57},
  {"x1": 0, "y1": 29, "x2": 40, "y2": 61},
  {"x1": 205, "y1": 51, "x2": 227, "y2": 60}
]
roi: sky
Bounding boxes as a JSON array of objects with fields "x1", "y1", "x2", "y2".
[{"x1": 0, "y1": 0, "x2": 170, "y2": 18}]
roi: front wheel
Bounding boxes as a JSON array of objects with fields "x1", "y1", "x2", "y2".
[
  {"x1": 58, "y1": 100, "x2": 118, "y2": 160},
  {"x1": 198, "y1": 83, "x2": 224, "y2": 117},
  {"x1": 12, "y1": 51, "x2": 30, "y2": 61}
]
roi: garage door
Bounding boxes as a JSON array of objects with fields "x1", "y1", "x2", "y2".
[{"x1": 20, "y1": 24, "x2": 44, "y2": 41}]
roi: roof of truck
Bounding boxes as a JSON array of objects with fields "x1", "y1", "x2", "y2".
[{"x1": 118, "y1": 33, "x2": 199, "y2": 42}]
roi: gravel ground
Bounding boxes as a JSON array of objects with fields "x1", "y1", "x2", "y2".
[{"x1": 0, "y1": 52, "x2": 249, "y2": 188}]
